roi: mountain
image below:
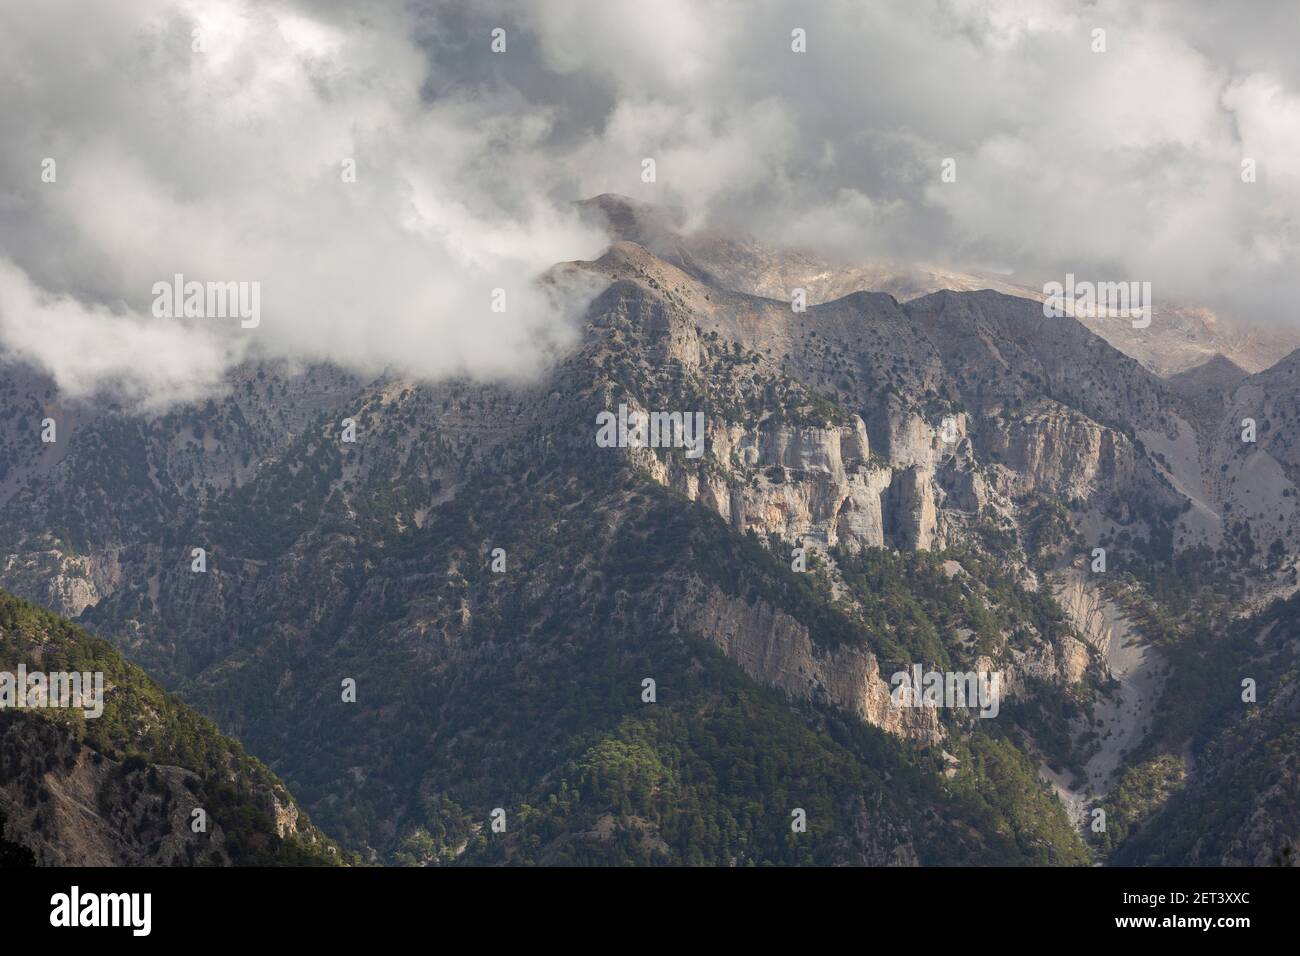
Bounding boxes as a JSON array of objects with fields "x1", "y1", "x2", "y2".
[
  {"x1": 577, "y1": 194, "x2": 1300, "y2": 377},
  {"x1": 1101, "y1": 587, "x2": 1300, "y2": 866},
  {"x1": 0, "y1": 196, "x2": 1295, "y2": 865},
  {"x1": 0, "y1": 590, "x2": 341, "y2": 865}
]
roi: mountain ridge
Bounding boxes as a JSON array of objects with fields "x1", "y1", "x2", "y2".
[{"x1": 0, "y1": 210, "x2": 1295, "y2": 865}]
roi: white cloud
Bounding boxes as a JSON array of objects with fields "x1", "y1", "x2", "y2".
[
  {"x1": 1, "y1": 0, "x2": 1297, "y2": 409},
  {"x1": 0, "y1": 260, "x2": 239, "y2": 410},
  {"x1": 0, "y1": 0, "x2": 608, "y2": 407}
]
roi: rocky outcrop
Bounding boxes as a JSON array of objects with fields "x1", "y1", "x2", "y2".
[
  {"x1": 675, "y1": 579, "x2": 943, "y2": 743},
  {"x1": 1053, "y1": 568, "x2": 1119, "y2": 657},
  {"x1": 643, "y1": 413, "x2": 893, "y2": 552},
  {"x1": 2, "y1": 547, "x2": 121, "y2": 619},
  {"x1": 881, "y1": 409, "x2": 951, "y2": 470},
  {"x1": 1010, "y1": 633, "x2": 1091, "y2": 688},
  {"x1": 675, "y1": 577, "x2": 1092, "y2": 749},
  {"x1": 981, "y1": 402, "x2": 1145, "y2": 502},
  {"x1": 886, "y1": 465, "x2": 939, "y2": 551},
  {"x1": 0, "y1": 712, "x2": 228, "y2": 866}
]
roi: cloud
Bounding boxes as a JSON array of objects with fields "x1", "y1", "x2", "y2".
[
  {"x1": 0, "y1": 260, "x2": 239, "y2": 410},
  {"x1": 1, "y1": 0, "x2": 1297, "y2": 408},
  {"x1": 0, "y1": 0, "x2": 608, "y2": 407},
  {"x1": 513, "y1": 0, "x2": 1300, "y2": 322}
]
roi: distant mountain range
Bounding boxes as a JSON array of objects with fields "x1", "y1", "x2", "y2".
[{"x1": 578, "y1": 194, "x2": 1300, "y2": 378}]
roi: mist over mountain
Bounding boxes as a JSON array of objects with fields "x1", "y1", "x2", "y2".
[{"x1": 3, "y1": 0, "x2": 1300, "y2": 411}]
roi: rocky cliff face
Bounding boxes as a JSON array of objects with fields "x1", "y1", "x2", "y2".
[
  {"x1": 675, "y1": 579, "x2": 943, "y2": 743},
  {"x1": 638, "y1": 413, "x2": 893, "y2": 552},
  {"x1": 983, "y1": 402, "x2": 1145, "y2": 501},
  {"x1": 1053, "y1": 569, "x2": 1119, "y2": 658},
  {"x1": 885, "y1": 466, "x2": 939, "y2": 551},
  {"x1": 670, "y1": 565, "x2": 1094, "y2": 753},
  {"x1": 0, "y1": 712, "x2": 231, "y2": 866}
]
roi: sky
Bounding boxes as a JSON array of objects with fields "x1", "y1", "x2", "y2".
[{"x1": 1, "y1": 0, "x2": 1297, "y2": 407}]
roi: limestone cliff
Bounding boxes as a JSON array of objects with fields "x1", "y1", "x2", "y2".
[
  {"x1": 674, "y1": 579, "x2": 943, "y2": 743},
  {"x1": 639, "y1": 412, "x2": 895, "y2": 552}
]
